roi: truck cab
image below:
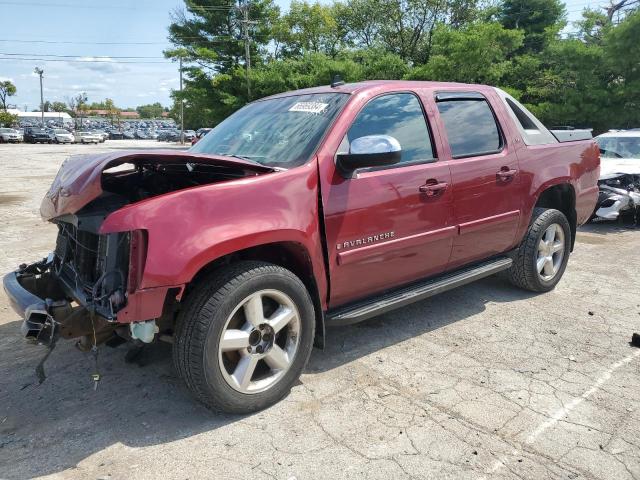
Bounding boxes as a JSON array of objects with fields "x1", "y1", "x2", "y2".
[{"x1": 4, "y1": 81, "x2": 600, "y2": 413}]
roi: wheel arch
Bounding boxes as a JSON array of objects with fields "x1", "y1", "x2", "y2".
[
  {"x1": 534, "y1": 183, "x2": 577, "y2": 250},
  {"x1": 183, "y1": 241, "x2": 326, "y2": 349}
]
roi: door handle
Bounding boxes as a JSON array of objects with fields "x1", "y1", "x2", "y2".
[
  {"x1": 496, "y1": 167, "x2": 517, "y2": 181},
  {"x1": 419, "y1": 180, "x2": 448, "y2": 196}
]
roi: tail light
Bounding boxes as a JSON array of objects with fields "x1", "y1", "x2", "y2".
[{"x1": 128, "y1": 230, "x2": 147, "y2": 293}]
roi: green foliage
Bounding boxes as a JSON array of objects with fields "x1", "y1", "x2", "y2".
[
  {"x1": 136, "y1": 102, "x2": 165, "y2": 118},
  {"x1": 168, "y1": 0, "x2": 640, "y2": 133},
  {"x1": 0, "y1": 80, "x2": 17, "y2": 110},
  {"x1": 498, "y1": 0, "x2": 565, "y2": 52},
  {"x1": 278, "y1": 1, "x2": 347, "y2": 57},
  {"x1": 407, "y1": 22, "x2": 524, "y2": 84},
  {"x1": 50, "y1": 101, "x2": 69, "y2": 112},
  {"x1": 0, "y1": 110, "x2": 18, "y2": 126}
]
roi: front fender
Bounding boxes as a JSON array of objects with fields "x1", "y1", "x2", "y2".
[{"x1": 99, "y1": 161, "x2": 327, "y2": 302}]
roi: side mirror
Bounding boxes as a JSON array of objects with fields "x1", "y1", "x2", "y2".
[{"x1": 336, "y1": 135, "x2": 401, "y2": 176}]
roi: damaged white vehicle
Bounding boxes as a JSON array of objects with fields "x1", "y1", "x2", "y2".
[{"x1": 593, "y1": 130, "x2": 640, "y2": 223}]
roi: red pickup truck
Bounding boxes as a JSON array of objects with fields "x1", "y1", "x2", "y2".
[{"x1": 4, "y1": 81, "x2": 599, "y2": 412}]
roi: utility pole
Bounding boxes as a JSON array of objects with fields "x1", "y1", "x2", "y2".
[
  {"x1": 179, "y1": 55, "x2": 184, "y2": 145},
  {"x1": 34, "y1": 67, "x2": 44, "y2": 127},
  {"x1": 239, "y1": 1, "x2": 258, "y2": 101}
]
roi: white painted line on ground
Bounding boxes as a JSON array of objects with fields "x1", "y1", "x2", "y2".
[{"x1": 479, "y1": 348, "x2": 640, "y2": 479}]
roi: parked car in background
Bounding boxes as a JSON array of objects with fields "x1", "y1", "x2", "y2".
[
  {"x1": 94, "y1": 131, "x2": 108, "y2": 142},
  {"x1": 0, "y1": 128, "x2": 22, "y2": 143},
  {"x1": 24, "y1": 127, "x2": 54, "y2": 144},
  {"x1": 4, "y1": 81, "x2": 599, "y2": 413},
  {"x1": 74, "y1": 131, "x2": 102, "y2": 144},
  {"x1": 109, "y1": 130, "x2": 124, "y2": 140},
  {"x1": 52, "y1": 129, "x2": 74, "y2": 144},
  {"x1": 593, "y1": 130, "x2": 640, "y2": 223},
  {"x1": 192, "y1": 128, "x2": 212, "y2": 145},
  {"x1": 182, "y1": 130, "x2": 196, "y2": 141}
]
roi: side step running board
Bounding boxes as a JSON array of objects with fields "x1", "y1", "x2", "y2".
[{"x1": 326, "y1": 257, "x2": 513, "y2": 327}]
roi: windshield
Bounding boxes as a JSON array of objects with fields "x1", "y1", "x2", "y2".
[
  {"x1": 54, "y1": 129, "x2": 68, "y2": 134},
  {"x1": 0, "y1": 128, "x2": 12, "y2": 133},
  {"x1": 596, "y1": 136, "x2": 640, "y2": 159},
  {"x1": 190, "y1": 93, "x2": 349, "y2": 168}
]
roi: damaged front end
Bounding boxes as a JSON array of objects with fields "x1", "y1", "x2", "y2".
[
  {"x1": 3, "y1": 150, "x2": 274, "y2": 350},
  {"x1": 4, "y1": 213, "x2": 145, "y2": 351},
  {"x1": 594, "y1": 173, "x2": 640, "y2": 223}
]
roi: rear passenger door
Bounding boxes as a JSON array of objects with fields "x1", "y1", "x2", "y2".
[{"x1": 433, "y1": 92, "x2": 521, "y2": 269}]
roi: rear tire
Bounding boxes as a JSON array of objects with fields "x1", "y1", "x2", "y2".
[
  {"x1": 507, "y1": 208, "x2": 571, "y2": 292},
  {"x1": 173, "y1": 261, "x2": 315, "y2": 413}
]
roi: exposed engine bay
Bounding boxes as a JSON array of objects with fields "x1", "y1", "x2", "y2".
[
  {"x1": 101, "y1": 160, "x2": 252, "y2": 203},
  {"x1": 594, "y1": 173, "x2": 640, "y2": 223}
]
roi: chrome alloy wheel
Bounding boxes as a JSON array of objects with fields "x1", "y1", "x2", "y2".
[
  {"x1": 536, "y1": 223, "x2": 565, "y2": 281},
  {"x1": 218, "y1": 289, "x2": 301, "y2": 394}
]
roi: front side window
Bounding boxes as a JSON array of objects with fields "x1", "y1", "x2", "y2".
[
  {"x1": 191, "y1": 93, "x2": 348, "y2": 168},
  {"x1": 344, "y1": 93, "x2": 435, "y2": 164},
  {"x1": 437, "y1": 98, "x2": 502, "y2": 158}
]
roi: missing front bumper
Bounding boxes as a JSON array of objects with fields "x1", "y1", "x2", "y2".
[{"x1": 3, "y1": 258, "x2": 115, "y2": 344}]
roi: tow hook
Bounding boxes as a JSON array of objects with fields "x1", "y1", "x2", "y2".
[{"x1": 130, "y1": 319, "x2": 159, "y2": 343}]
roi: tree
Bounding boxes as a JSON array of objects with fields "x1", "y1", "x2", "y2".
[
  {"x1": 0, "y1": 80, "x2": 17, "y2": 111},
  {"x1": 66, "y1": 92, "x2": 87, "y2": 117},
  {"x1": 408, "y1": 22, "x2": 524, "y2": 84},
  {"x1": 68, "y1": 92, "x2": 88, "y2": 126},
  {"x1": 280, "y1": 1, "x2": 347, "y2": 57},
  {"x1": 604, "y1": 0, "x2": 639, "y2": 21},
  {"x1": 136, "y1": 102, "x2": 165, "y2": 118},
  {"x1": 165, "y1": 0, "x2": 639, "y2": 134},
  {"x1": 603, "y1": 9, "x2": 640, "y2": 127},
  {"x1": 104, "y1": 98, "x2": 121, "y2": 125},
  {"x1": 0, "y1": 111, "x2": 17, "y2": 126},
  {"x1": 165, "y1": 0, "x2": 279, "y2": 73},
  {"x1": 498, "y1": 0, "x2": 565, "y2": 52},
  {"x1": 50, "y1": 101, "x2": 69, "y2": 112}
]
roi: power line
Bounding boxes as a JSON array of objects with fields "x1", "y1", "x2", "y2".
[
  {"x1": 0, "y1": 56, "x2": 170, "y2": 64},
  {"x1": 0, "y1": 38, "x2": 172, "y2": 45},
  {"x1": 0, "y1": 52, "x2": 166, "y2": 59},
  {"x1": 0, "y1": 1, "x2": 234, "y2": 10}
]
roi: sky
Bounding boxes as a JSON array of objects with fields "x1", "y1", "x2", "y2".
[{"x1": 0, "y1": 0, "x2": 598, "y2": 112}]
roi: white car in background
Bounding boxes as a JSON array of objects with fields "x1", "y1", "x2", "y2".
[
  {"x1": 593, "y1": 130, "x2": 640, "y2": 223},
  {"x1": 74, "y1": 131, "x2": 102, "y2": 144},
  {"x1": 94, "y1": 130, "x2": 108, "y2": 142},
  {"x1": 0, "y1": 128, "x2": 22, "y2": 143},
  {"x1": 52, "y1": 129, "x2": 74, "y2": 144}
]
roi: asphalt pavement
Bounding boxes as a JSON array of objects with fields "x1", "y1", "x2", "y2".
[{"x1": 0, "y1": 140, "x2": 639, "y2": 480}]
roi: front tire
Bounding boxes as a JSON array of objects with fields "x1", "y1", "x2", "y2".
[
  {"x1": 173, "y1": 261, "x2": 315, "y2": 413},
  {"x1": 507, "y1": 208, "x2": 571, "y2": 292}
]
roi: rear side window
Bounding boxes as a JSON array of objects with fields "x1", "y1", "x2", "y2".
[
  {"x1": 345, "y1": 93, "x2": 435, "y2": 164},
  {"x1": 505, "y1": 98, "x2": 537, "y2": 130},
  {"x1": 436, "y1": 99, "x2": 502, "y2": 158}
]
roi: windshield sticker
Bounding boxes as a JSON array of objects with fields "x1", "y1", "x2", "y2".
[{"x1": 288, "y1": 102, "x2": 329, "y2": 114}]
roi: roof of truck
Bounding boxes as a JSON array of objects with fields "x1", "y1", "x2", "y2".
[{"x1": 260, "y1": 80, "x2": 491, "y2": 101}]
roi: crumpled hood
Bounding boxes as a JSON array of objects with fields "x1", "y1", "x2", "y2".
[
  {"x1": 599, "y1": 157, "x2": 640, "y2": 178},
  {"x1": 40, "y1": 150, "x2": 274, "y2": 221}
]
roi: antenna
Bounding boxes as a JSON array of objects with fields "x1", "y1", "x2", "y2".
[{"x1": 331, "y1": 74, "x2": 345, "y2": 88}]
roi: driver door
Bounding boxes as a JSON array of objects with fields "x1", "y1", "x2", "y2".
[{"x1": 319, "y1": 91, "x2": 455, "y2": 307}]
